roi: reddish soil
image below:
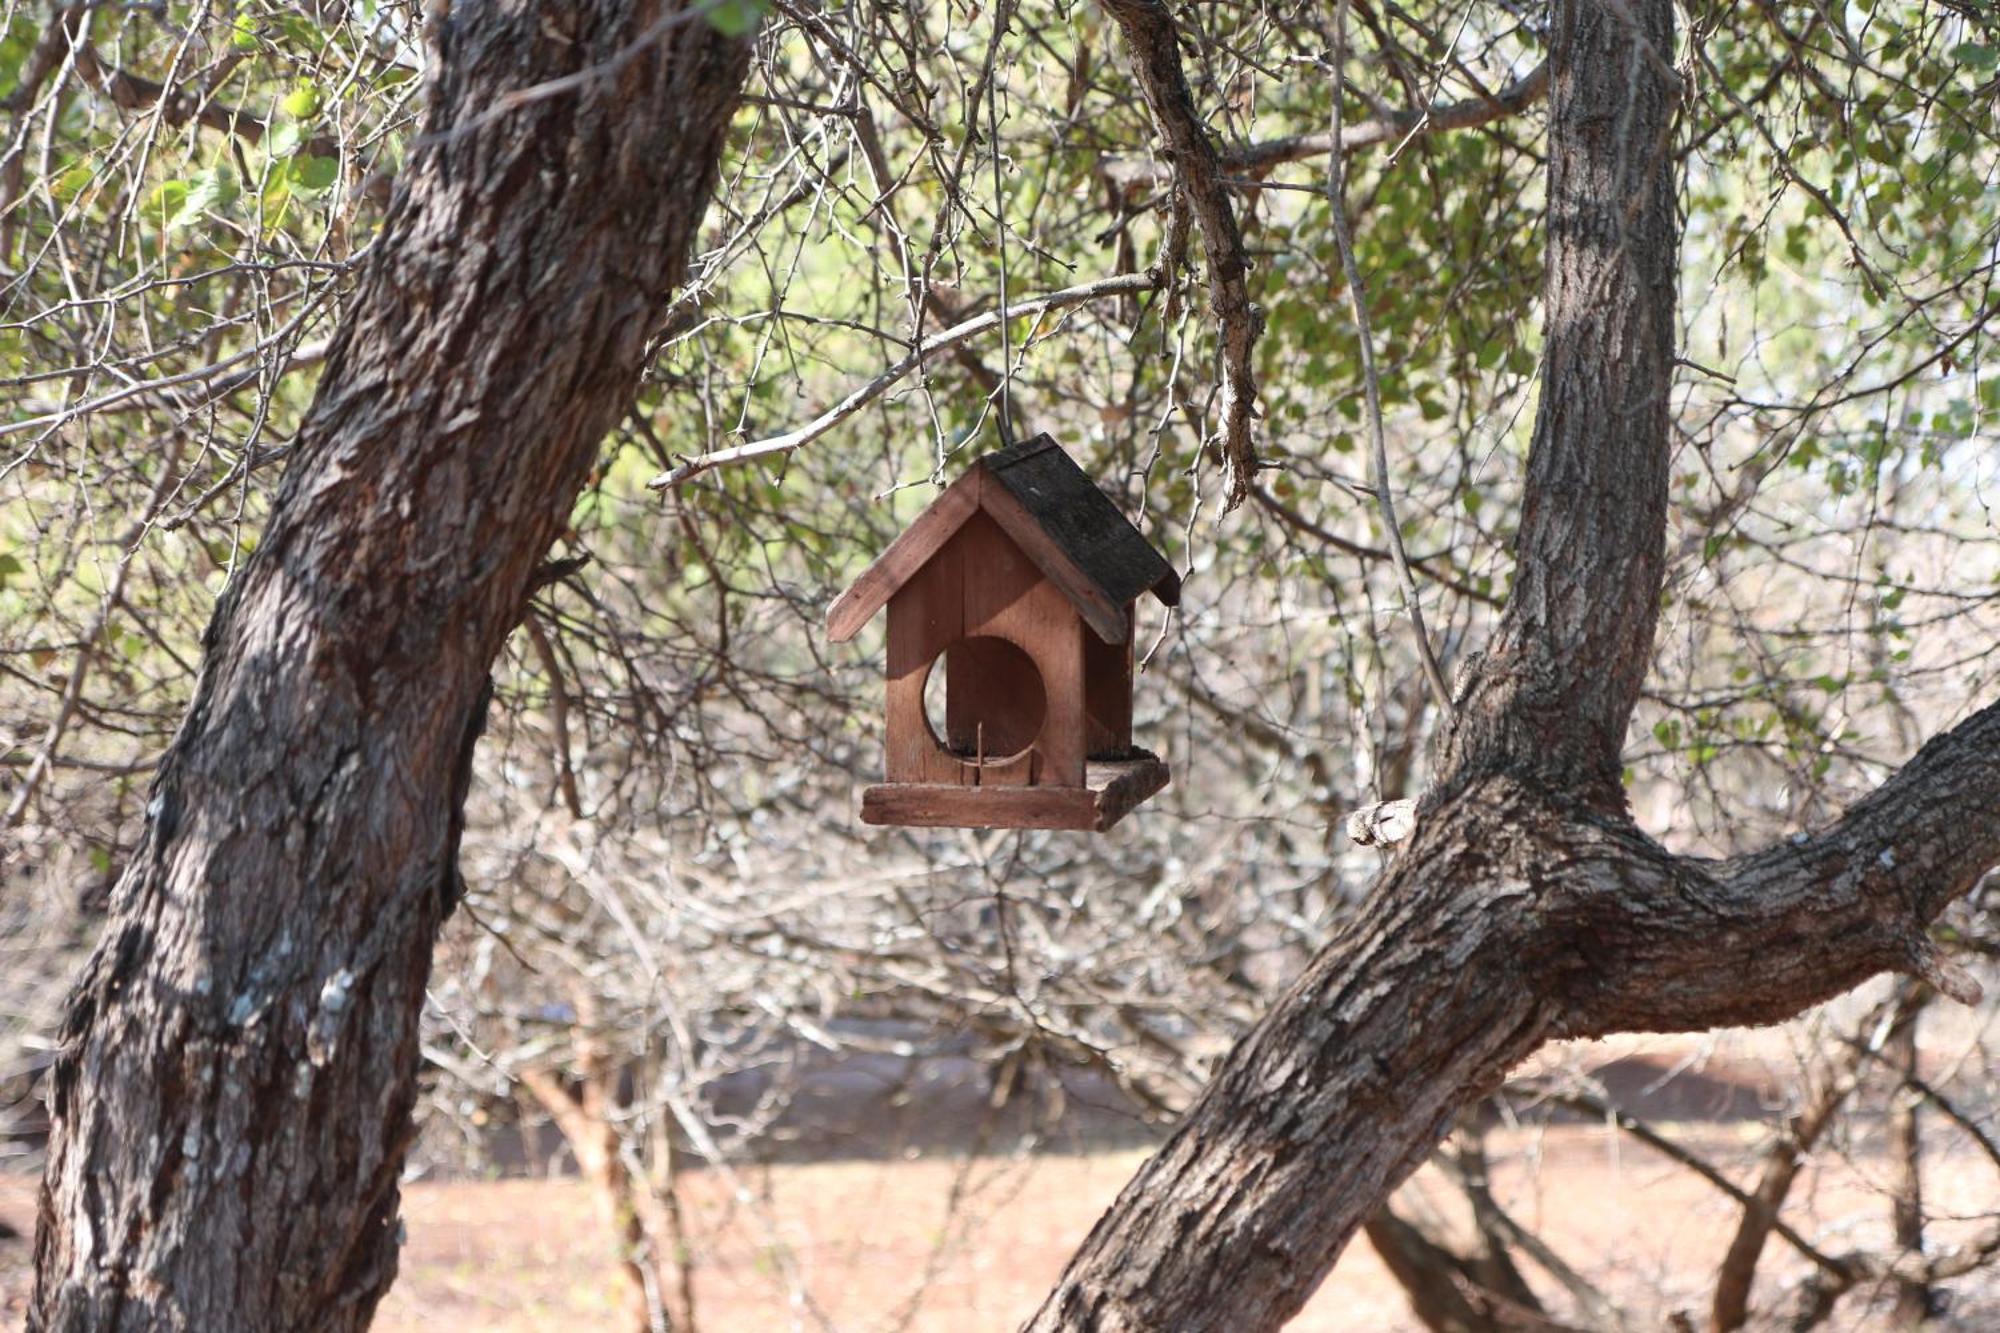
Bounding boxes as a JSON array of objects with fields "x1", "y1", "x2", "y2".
[{"x1": 6, "y1": 1121, "x2": 1995, "y2": 1330}]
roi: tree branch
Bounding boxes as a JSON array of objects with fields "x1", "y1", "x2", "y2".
[
  {"x1": 1249, "y1": 482, "x2": 1501, "y2": 607},
  {"x1": 1327, "y1": 0, "x2": 1456, "y2": 719},
  {"x1": 1556, "y1": 699, "x2": 2000, "y2": 1037},
  {"x1": 67, "y1": 44, "x2": 331, "y2": 156},
  {"x1": 1028, "y1": 695, "x2": 2000, "y2": 1333},
  {"x1": 1433, "y1": 25, "x2": 1678, "y2": 805},
  {"x1": 644, "y1": 272, "x2": 1156, "y2": 490},
  {"x1": 1246, "y1": 62, "x2": 1551, "y2": 174},
  {"x1": 1705, "y1": 992, "x2": 1887, "y2": 1331},
  {"x1": 1099, "y1": 62, "x2": 1551, "y2": 191},
  {"x1": 1101, "y1": 0, "x2": 1260, "y2": 511},
  {"x1": 1540, "y1": 1090, "x2": 1837, "y2": 1271},
  {"x1": 1024, "y1": 6, "x2": 2000, "y2": 1327}
]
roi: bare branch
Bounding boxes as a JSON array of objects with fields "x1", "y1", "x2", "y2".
[
  {"x1": 1326, "y1": 0, "x2": 1456, "y2": 718},
  {"x1": 645, "y1": 272, "x2": 1156, "y2": 490},
  {"x1": 1100, "y1": 62, "x2": 1552, "y2": 190},
  {"x1": 1101, "y1": 0, "x2": 1260, "y2": 511},
  {"x1": 68, "y1": 43, "x2": 339, "y2": 159}
]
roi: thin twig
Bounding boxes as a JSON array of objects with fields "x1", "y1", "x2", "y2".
[
  {"x1": 1327, "y1": 0, "x2": 1455, "y2": 717},
  {"x1": 646, "y1": 272, "x2": 1156, "y2": 489},
  {"x1": 1547, "y1": 1090, "x2": 1849, "y2": 1277},
  {"x1": 987, "y1": 3, "x2": 1017, "y2": 445}
]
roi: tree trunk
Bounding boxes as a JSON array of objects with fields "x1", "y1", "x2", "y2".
[
  {"x1": 1885, "y1": 989, "x2": 1931, "y2": 1327},
  {"x1": 1026, "y1": 2, "x2": 2000, "y2": 1330},
  {"x1": 519, "y1": 988, "x2": 670, "y2": 1333},
  {"x1": 641, "y1": 1052, "x2": 701, "y2": 1333},
  {"x1": 1707, "y1": 997, "x2": 1882, "y2": 1332},
  {"x1": 1364, "y1": 1201, "x2": 1558, "y2": 1333},
  {"x1": 30, "y1": 5, "x2": 751, "y2": 1330},
  {"x1": 521, "y1": 1066, "x2": 658, "y2": 1332},
  {"x1": 1366, "y1": 1211, "x2": 1508, "y2": 1333}
]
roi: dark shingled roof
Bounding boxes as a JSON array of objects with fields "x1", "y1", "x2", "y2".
[
  {"x1": 981, "y1": 434, "x2": 1181, "y2": 611},
  {"x1": 824, "y1": 433, "x2": 1181, "y2": 646}
]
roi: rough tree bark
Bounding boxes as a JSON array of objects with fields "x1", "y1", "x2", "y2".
[
  {"x1": 31, "y1": 4, "x2": 751, "y2": 1329},
  {"x1": 1028, "y1": 2, "x2": 1998, "y2": 1330}
]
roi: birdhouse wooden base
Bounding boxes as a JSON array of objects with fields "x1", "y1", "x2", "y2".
[{"x1": 860, "y1": 755, "x2": 1169, "y2": 832}]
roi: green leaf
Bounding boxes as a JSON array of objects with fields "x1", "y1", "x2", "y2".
[
  {"x1": 282, "y1": 84, "x2": 323, "y2": 119},
  {"x1": 0, "y1": 552, "x2": 22, "y2": 586},
  {"x1": 291, "y1": 156, "x2": 339, "y2": 191},
  {"x1": 1951, "y1": 42, "x2": 1998, "y2": 73},
  {"x1": 276, "y1": 15, "x2": 327, "y2": 50},
  {"x1": 1, "y1": 23, "x2": 39, "y2": 104},
  {"x1": 706, "y1": 0, "x2": 767, "y2": 38},
  {"x1": 52, "y1": 163, "x2": 95, "y2": 203},
  {"x1": 229, "y1": 14, "x2": 260, "y2": 51},
  {"x1": 169, "y1": 165, "x2": 239, "y2": 230},
  {"x1": 147, "y1": 179, "x2": 189, "y2": 230}
]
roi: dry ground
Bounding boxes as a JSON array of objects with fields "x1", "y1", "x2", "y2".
[{"x1": 5, "y1": 1119, "x2": 1996, "y2": 1330}]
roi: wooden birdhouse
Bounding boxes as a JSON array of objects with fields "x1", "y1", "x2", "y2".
[{"x1": 827, "y1": 434, "x2": 1179, "y2": 831}]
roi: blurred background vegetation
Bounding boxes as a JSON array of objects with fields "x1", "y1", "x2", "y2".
[{"x1": 4, "y1": 1, "x2": 1998, "y2": 1328}]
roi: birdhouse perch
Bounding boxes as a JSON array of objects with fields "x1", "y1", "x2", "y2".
[{"x1": 826, "y1": 434, "x2": 1178, "y2": 831}]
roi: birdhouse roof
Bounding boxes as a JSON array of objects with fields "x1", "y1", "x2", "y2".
[{"x1": 826, "y1": 434, "x2": 1180, "y2": 646}]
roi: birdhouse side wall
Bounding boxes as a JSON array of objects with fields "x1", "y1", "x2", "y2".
[
  {"x1": 882, "y1": 512, "x2": 1086, "y2": 788},
  {"x1": 1083, "y1": 603, "x2": 1136, "y2": 757}
]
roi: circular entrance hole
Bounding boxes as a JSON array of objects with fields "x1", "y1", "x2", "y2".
[{"x1": 921, "y1": 636, "x2": 1046, "y2": 765}]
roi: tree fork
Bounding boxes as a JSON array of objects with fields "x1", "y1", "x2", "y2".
[
  {"x1": 1027, "y1": 2, "x2": 1999, "y2": 1329},
  {"x1": 31, "y1": 5, "x2": 752, "y2": 1329}
]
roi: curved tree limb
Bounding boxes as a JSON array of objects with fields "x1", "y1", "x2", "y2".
[
  {"x1": 1239, "y1": 61, "x2": 1551, "y2": 176},
  {"x1": 1025, "y1": 4, "x2": 2000, "y2": 1329},
  {"x1": 1028, "y1": 701, "x2": 2000, "y2": 1332},
  {"x1": 1100, "y1": 0, "x2": 1260, "y2": 511},
  {"x1": 1249, "y1": 483, "x2": 1502, "y2": 607}
]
